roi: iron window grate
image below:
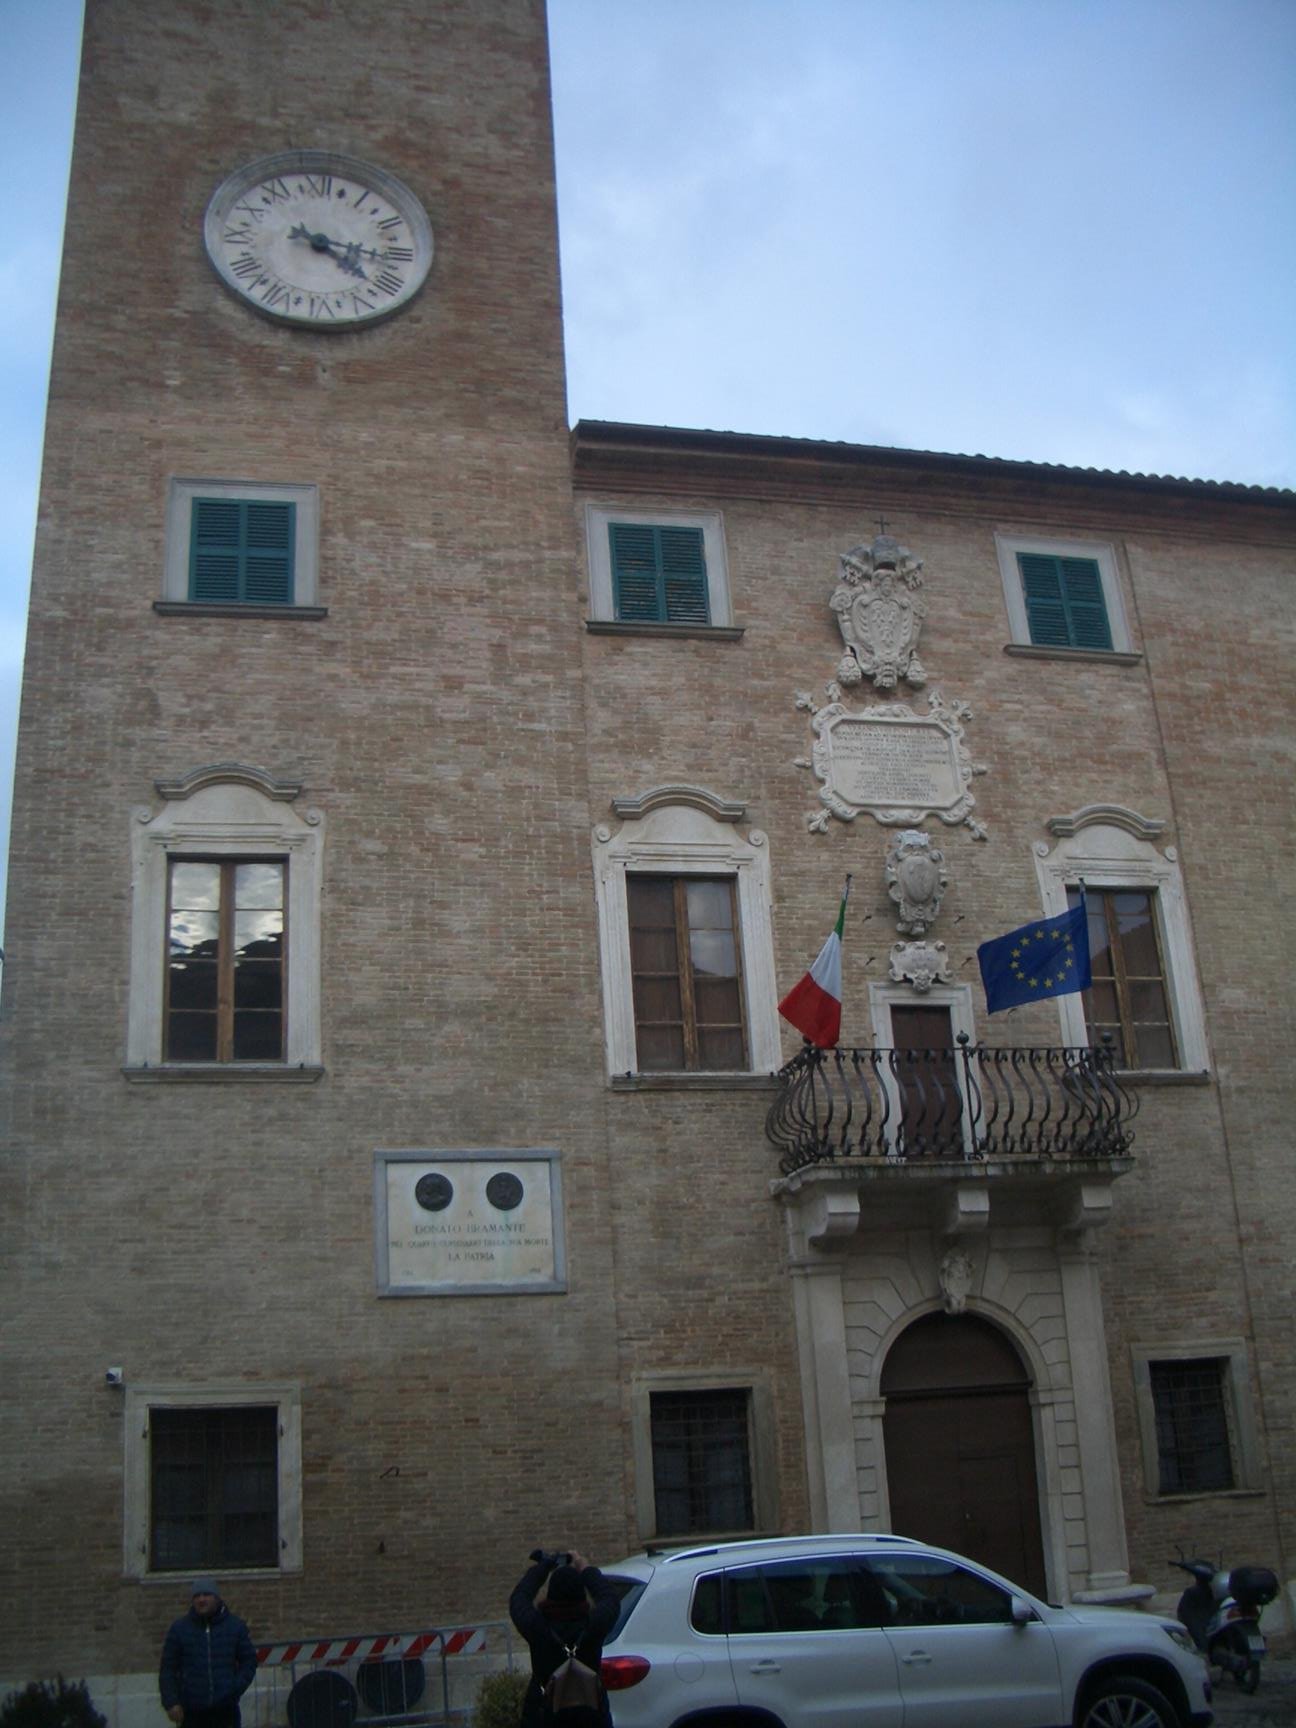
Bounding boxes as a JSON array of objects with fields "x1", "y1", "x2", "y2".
[
  {"x1": 650, "y1": 1388, "x2": 754, "y2": 1536},
  {"x1": 1150, "y1": 1358, "x2": 1234, "y2": 1494}
]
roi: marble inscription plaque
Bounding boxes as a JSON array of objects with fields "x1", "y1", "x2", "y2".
[
  {"x1": 375, "y1": 1150, "x2": 565, "y2": 1296},
  {"x1": 825, "y1": 714, "x2": 962, "y2": 810}
]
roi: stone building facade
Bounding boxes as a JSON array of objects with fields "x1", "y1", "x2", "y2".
[{"x1": 1, "y1": 0, "x2": 1292, "y2": 1716}]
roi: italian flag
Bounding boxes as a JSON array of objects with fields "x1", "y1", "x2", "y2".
[{"x1": 778, "y1": 882, "x2": 850, "y2": 1048}]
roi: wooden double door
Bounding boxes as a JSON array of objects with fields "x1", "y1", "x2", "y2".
[{"x1": 882, "y1": 1312, "x2": 1048, "y2": 1599}]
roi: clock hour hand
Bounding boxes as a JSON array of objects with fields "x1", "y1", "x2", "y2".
[{"x1": 287, "y1": 222, "x2": 376, "y2": 279}]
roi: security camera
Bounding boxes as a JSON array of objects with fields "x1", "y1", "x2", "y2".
[{"x1": 105, "y1": 1367, "x2": 124, "y2": 1387}]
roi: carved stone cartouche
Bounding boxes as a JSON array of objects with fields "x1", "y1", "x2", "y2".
[
  {"x1": 830, "y1": 531, "x2": 928, "y2": 692},
  {"x1": 886, "y1": 829, "x2": 948, "y2": 934},
  {"x1": 939, "y1": 1247, "x2": 975, "y2": 1315},
  {"x1": 889, "y1": 939, "x2": 952, "y2": 994}
]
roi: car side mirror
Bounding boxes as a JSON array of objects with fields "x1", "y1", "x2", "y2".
[{"x1": 1010, "y1": 1595, "x2": 1034, "y2": 1626}]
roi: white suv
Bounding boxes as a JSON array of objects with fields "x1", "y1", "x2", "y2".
[{"x1": 598, "y1": 1534, "x2": 1212, "y2": 1728}]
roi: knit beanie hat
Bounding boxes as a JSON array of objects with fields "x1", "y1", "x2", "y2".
[
  {"x1": 547, "y1": 1564, "x2": 584, "y2": 1605},
  {"x1": 191, "y1": 1577, "x2": 220, "y2": 1599}
]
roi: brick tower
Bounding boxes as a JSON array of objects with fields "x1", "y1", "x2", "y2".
[{"x1": 0, "y1": 0, "x2": 619, "y2": 1698}]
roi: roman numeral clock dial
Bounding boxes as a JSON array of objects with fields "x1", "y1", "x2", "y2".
[{"x1": 204, "y1": 150, "x2": 433, "y2": 330}]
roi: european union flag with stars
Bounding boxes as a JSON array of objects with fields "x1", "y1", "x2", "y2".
[{"x1": 977, "y1": 902, "x2": 1092, "y2": 1014}]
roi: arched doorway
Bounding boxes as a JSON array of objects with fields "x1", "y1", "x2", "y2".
[{"x1": 881, "y1": 1311, "x2": 1048, "y2": 1598}]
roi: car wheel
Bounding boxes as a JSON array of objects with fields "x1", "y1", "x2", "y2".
[{"x1": 1077, "y1": 1675, "x2": 1177, "y2": 1728}]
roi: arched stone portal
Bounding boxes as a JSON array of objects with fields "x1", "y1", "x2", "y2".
[{"x1": 881, "y1": 1312, "x2": 1047, "y2": 1597}]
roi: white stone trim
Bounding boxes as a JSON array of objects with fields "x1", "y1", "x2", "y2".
[
  {"x1": 125, "y1": 773, "x2": 323, "y2": 1069},
  {"x1": 592, "y1": 798, "x2": 780, "y2": 1075},
  {"x1": 1131, "y1": 1339, "x2": 1260, "y2": 1497},
  {"x1": 163, "y1": 478, "x2": 320, "y2": 605},
  {"x1": 584, "y1": 503, "x2": 732, "y2": 626},
  {"x1": 629, "y1": 1371, "x2": 777, "y2": 1542},
  {"x1": 787, "y1": 1259, "x2": 861, "y2": 1532},
  {"x1": 122, "y1": 1382, "x2": 303, "y2": 1579},
  {"x1": 994, "y1": 531, "x2": 1131, "y2": 653},
  {"x1": 1033, "y1": 818, "x2": 1209, "y2": 1072}
]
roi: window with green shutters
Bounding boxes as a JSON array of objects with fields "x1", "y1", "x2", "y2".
[
  {"x1": 1017, "y1": 552, "x2": 1113, "y2": 650},
  {"x1": 610, "y1": 522, "x2": 710, "y2": 625},
  {"x1": 189, "y1": 497, "x2": 296, "y2": 605}
]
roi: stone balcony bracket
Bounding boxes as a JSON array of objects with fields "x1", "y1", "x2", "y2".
[{"x1": 772, "y1": 1157, "x2": 1132, "y2": 1251}]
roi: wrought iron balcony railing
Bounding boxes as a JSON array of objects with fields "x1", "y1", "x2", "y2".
[{"x1": 766, "y1": 1034, "x2": 1138, "y2": 1175}]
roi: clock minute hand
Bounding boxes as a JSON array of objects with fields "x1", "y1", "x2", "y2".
[{"x1": 287, "y1": 222, "x2": 374, "y2": 278}]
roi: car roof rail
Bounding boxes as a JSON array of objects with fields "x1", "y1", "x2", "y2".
[{"x1": 653, "y1": 1532, "x2": 921, "y2": 1565}]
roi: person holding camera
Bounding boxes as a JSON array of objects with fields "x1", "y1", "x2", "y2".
[{"x1": 509, "y1": 1547, "x2": 618, "y2": 1726}]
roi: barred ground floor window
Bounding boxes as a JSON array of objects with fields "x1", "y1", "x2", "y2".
[{"x1": 123, "y1": 1383, "x2": 302, "y2": 1577}]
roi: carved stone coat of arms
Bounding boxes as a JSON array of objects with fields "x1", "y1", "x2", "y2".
[
  {"x1": 830, "y1": 532, "x2": 927, "y2": 692},
  {"x1": 886, "y1": 830, "x2": 948, "y2": 934}
]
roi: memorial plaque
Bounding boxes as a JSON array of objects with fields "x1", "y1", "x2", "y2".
[
  {"x1": 799, "y1": 691, "x2": 987, "y2": 838},
  {"x1": 824, "y1": 714, "x2": 962, "y2": 810},
  {"x1": 375, "y1": 1149, "x2": 565, "y2": 1296}
]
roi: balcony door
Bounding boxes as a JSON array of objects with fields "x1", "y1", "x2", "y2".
[
  {"x1": 890, "y1": 1004, "x2": 962, "y2": 1155},
  {"x1": 882, "y1": 1313, "x2": 1047, "y2": 1598}
]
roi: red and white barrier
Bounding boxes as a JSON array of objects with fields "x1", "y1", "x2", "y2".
[{"x1": 255, "y1": 1626, "x2": 486, "y2": 1668}]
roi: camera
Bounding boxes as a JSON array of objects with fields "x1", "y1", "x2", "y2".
[{"x1": 530, "y1": 1548, "x2": 573, "y2": 1569}]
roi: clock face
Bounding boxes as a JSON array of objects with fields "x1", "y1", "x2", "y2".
[{"x1": 204, "y1": 150, "x2": 433, "y2": 330}]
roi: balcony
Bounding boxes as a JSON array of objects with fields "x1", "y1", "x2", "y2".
[{"x1": 766, "y1": 1035, "x2": 1138, "y2": 1176}]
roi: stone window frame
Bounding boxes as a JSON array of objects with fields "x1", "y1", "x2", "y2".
[
  {"x1": 630, "y1": 1370, "x2": 778, "y2": 1544},
  {"x1": 1130, "y1": 1341, "x2": 1260, "y2": 1499},
  {"x1": 994, "y1": 530, "x2": 1137, "y2": 660},
  {"x1": 583, "y1": 504, "x2": 736, "y2": 634},
  {"x1": 591, "y1": 788, "x2": 780, "y2": 1080},
  {"x1": 123, "y1": 766, "x2": 324, "y2": 1081},
  {"x1": 1033, "y1": 807, "x2": 1209, "y2": 1075},
  {"x1": 123, "y1": 1382, "x2": 303, "y2": 1580},
  {"x1": 157, "y1": 478, "x2": 325, "y2": 617}
]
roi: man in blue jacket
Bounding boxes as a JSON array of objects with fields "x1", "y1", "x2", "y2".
[{"x1": 159, "y1": 1578, "x2": 257, "y2": 1728}]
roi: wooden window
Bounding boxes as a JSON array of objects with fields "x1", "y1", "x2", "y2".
[
  {"x1": 1069, "y1": 886, "x2": 1176, "y2": 1068},
  {"x1": 1018, "y1": 552, "x2": 1113, "y2": 650},
  {"x1": 650, "y1": 1388, "x2": 754, "y2": 1536},
  {"x1": 1149, "y1": 1359, "x2": 1234, "y2": 1494},
  {"x1": 149, "y1": 1404, "x2": 279, "y2": 1571},
  {"x1": 609, "y1": 523, "x2": 709, "y2": 624},
  {"x1": 166, "y1": 859, "x2": 286, "y2": 1062},
  {"x1": 189, "y1": 497, "x2": 295, "y2": 604},
  {"x1": 627, "y1": 875, "x2": 747, "y2": 1070}
]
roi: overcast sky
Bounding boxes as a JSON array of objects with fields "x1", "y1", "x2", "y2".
[{"x1": 1, "y1": 0, "x2": 1294, "y2": 927}]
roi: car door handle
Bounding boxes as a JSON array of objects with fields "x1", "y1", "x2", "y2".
[
  {"x1": 900, "y1": 1650, "x2": 932, "y2": 1666},
  {"x1": 748, "y1": 1659, "x2": 782, "y2": 1674}
]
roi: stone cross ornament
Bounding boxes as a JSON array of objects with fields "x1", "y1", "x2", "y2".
[{"x1": 830, "y1": 531, "x2": 928, "y2": 692}]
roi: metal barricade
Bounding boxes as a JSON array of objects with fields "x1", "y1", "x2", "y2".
[{"x1": 246, "y1": 1620, "x2": 519, "y2": 1728}]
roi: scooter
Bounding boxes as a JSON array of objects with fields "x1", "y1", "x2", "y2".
[{"x1": 1170, "y1": 1551, "x2": 1278, "y2": 1694}]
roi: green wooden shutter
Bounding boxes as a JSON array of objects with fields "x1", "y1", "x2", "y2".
[
  {"x1": 1057, "y1": 556, "x2": 1113, "y2": 650},
  {"x1": 658, "y1": 526, "x2": 710, "y2": 624},
  {"x1": 1018, "y1": 553, "x2": 1111, "y2": 650},
  {"x1": 610, "y1": 523, "x2": 709, "y2": 624},
  {"x1": 190, "y1": 499, "x2": 295, "y2": 604}
]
